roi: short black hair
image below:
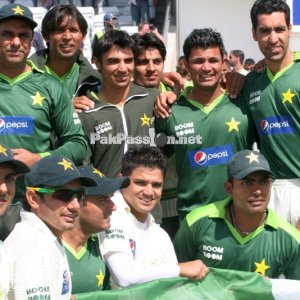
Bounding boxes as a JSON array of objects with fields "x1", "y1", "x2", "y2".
[
  {"x1": 183, "y1": 28, "x2": 225, "y2": 61},
  {"x1": 244, "y1": 58, "x2": 255, "y2": 65},
  {"x1": 131, "y1": 32, "x2": 166, "y2": 61},
  {"x1": 41, "y1": 4, "x2": 88, "y2": 38},
  {"x1": 251, "y1": 0, "x2": 290, "y2": 31},
  {"x1": 92, "y1": 30, "x2": 135, "y2": 63},
  {"x1": 230, "y1": 50, "x2": 245, "y2": 64},
  {"x1": 121, "y1": 147, "x2": 167, "y2": 177}
]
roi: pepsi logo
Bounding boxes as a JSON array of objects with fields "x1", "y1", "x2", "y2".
[
  {"x1": 194, "y1": 151, "x2": 207, "y2": 165},
  {"x1": 261, "y1": 119, "x2": 269, "y2": 133},
  {"x1": 0, "y1": 119, "x2": 5, "y2": 133}
]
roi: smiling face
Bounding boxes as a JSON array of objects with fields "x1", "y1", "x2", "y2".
[
  {"x1": 134, "y1": 47, "x2": 164, "y2": 88},
  {"x1": 0, "y1": 163, "x2": 16, "y2": 217},
  {"x1": 95, "y1": 45, "x2": 134, "y2": 90},
  {"x1": 252, "y1": 11, "x2": 292, "y2": 67},
  {"x1": 0, "y1": 19, "x2": 33, "y2": 77},
  {"x1": 28, "y1": 180, "x2": 82, "y2": 237},
  {"x1": 44, "y1": 16, "x2": 84, "y2": 61},
  {"x1": 121, "y1": 166, "x2": 163, "y2": 223},
  {"x1": 185, "y1": 46, "x2": 223, "y2": 91},
  {"x1": 224, "y1": 170, "x2": 272, "y2": 217}
]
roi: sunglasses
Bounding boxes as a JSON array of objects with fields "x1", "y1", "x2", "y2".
[{"x1": 27, "y1": 187, "x2": 86, "y2": 202}]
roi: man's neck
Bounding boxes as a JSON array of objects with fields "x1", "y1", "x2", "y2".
[
  {"x1": 267, "y1": 49, "x2": 294, "y2": 75},
  {"x1": 0, "y1": 64, "x2": 32, "y2": 79},
  {"x1": 46, "y1": 55, "x2": 77, "y2": 77},
  {"x1": 99, "y1": 83, "x2": 131, "y2": 107},
  {"x1": 62, "y1": 226, "x2": 89, "y2": 253},
  {"x1": 191, "y1": 85, "x2": 223, "y2": 107},
  {"x1": 227, "y1": 202, "x2": 267, "y2": 236}
]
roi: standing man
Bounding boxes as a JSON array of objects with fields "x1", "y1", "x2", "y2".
[
  {"x1": 100, "y1": 147, "x2": 208, "y2": 288},
  {"x1": 4, "y1": 155, "x2": 96, "y2": 299},
  {"x1": 243, "y1": 0, "x2": 300, "y2": 226},
  {"x1": 155, "y1": 28, "x2": 256, "y2": 219},
  {"x1": 29, "y1": 4, "x2": 102, "y2": 106},
  {"x1": 0, "y1": 144, "x2": 30, "y2": 299},
  {"x1": 174, "y1": 150, "x2": 300, "y2": 279},
  {"x1": 0, "y1": 3, "x2": 88, "y2": 239},
  {"x1": 229, "y1": 50, "x2": 249, "y2": 75},
  {"x1": 62, "y1": 164, "x2": 130, "y2": 294},
  {"x1": 131, "y1": 32, "x2": 178, "y2": 237},
  {"x1": 80, "y1": 30, "x2": 159, "y2": 178}
]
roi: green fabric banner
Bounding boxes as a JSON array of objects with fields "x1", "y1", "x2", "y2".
[{"x1": 75, "y1": 268, "x2": 274, "y2": 300}]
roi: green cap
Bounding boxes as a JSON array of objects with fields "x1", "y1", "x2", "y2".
[
  {"x1": 227, "y1": 150, "x2": 275, "y2": 180},
  {"x1": 0, "y1": 4, "x2": 37, "y2": 29}
]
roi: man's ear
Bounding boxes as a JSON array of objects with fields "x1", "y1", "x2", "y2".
[
  {"x1": 42, "y1": 34, "x2": 50, "y2": 44},
  {"x1": 94, "y1": 57, "x2": 102, "y2": 71},
  {"x1": 224, "y1": 181, "x2": 233, "y2": 196},
  {"x1": 26, "y1": 190, "x2": 41, "y2": 210},
  {"x1": 252, "y1": 27, "x2": 258, "y2": 42},
  {"x1": 183, "y1": 57, "x2": 189, "y2": 70}
]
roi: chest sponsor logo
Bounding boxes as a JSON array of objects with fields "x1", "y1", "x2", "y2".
[
  {"x1": 174, "y1": 122, "x2": 195, "y2": 137},
  {"x1": 249, "y1": 90, "x2": 261, "y2": 105},
  {"x1": 258, "y1": 116, "x2": 294, "y2": 136},
  {"x1": 95, "y1": 121, "x2": 112, "y2": 134},
  {"x1": 203, "y1": 245, "x2": 224, "y2": 261},
  {"x1": 188, "y1": 144, "x2": 234, "y2": 168},
  {"x1": 26, "y1": 286, "x2": 50, "y2": 299},
  {"x1": 105, "y1": 228, "x2": 125, "y2": 240},
  {"x1": 61, "y1": 270, "x2": 70, "y2": 295},
  {"x1": 73, "y1": 112, "x2": 81, "y2": 125},
  {"x1": 0, "y1": 116, "x2": 34, "y2": 135}
]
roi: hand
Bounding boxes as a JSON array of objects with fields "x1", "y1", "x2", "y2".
[
  {"x1": 178, "y1": 259, "x2": 209, "y2": 280},
  {"x1": 154, "y1": 91, "x2": 177, "y2": 118},
  {"x1": 12, "y1": 148, "x2": 41, "y2": 167},
  {"x1": 254, "y1": 58, "x2": 266, "y2": 74},
  {"x1": 161, "y1": 72, "x2": 184, "y2": 94},
  {"x1": 73, "y1": 96, "x2": 95, "y2": 113},
  {"x1": 225, "y1": 71, "x2": 245, "y2": 99}
]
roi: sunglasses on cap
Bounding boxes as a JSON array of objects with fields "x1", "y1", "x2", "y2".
[{"x1": 26, "y1": 187, "x2": 86, "y2": 202}]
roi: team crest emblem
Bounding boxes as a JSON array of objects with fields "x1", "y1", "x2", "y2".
[{"x1": 61, "y1": 270, "x2": 70, "y2": 295}]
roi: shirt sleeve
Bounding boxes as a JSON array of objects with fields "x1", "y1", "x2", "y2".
[
  {"x1": 50, "y1": 83, "x2": 88, "y2": 165},
  {"x1": 105, "y1": 251, "x2": 180, "y2": 288},
  {"x1": 100, "y1": 212, "x2": 180, "y2": 288},
  {"x1": 173, "y1": 217, "x2": 198, "y2": 262}
]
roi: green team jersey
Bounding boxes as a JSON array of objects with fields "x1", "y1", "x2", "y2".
[
  {"x1": 174, "y1": 198, "x2": 300, "y2": 279},
  {"x1": 0, "y1": 66, "x2": 87, "y2": 202},
  {"x1": 64, "y1": 236, "x2": 109, "y2": 294},
  {"x1": 155, "y1": 87, "x2": 256, "y2": 218},
  {"x1": 243, "y1": 52, "x2": 300, "y2": 179},
  {"x1": 45, "y1": 63, "x2": 79, "y2": 98},
  {"x1": 80, "y1": 83, "x2": 159, "y2": 177}
]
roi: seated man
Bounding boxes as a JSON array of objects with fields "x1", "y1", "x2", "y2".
[
  {"x1": 62, "y1": 164, "x2": 130, "y2": 294},
  {"x1": 4, "y1": 155, "x2": 96, "y2": 299},
  {"x1": 0, "y1": 144, "x2": 30, "y2": 299},
  {"x1": 174, "y1": 150, "x2": 300, "y2": 279},
  {"x1": 100, "y1": 147, "x2": 208, "y2": 288}
]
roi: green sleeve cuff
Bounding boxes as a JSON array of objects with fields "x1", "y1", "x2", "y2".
[{"x1": 39, "y1": 152, "x2": 51, "y2": 158}]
